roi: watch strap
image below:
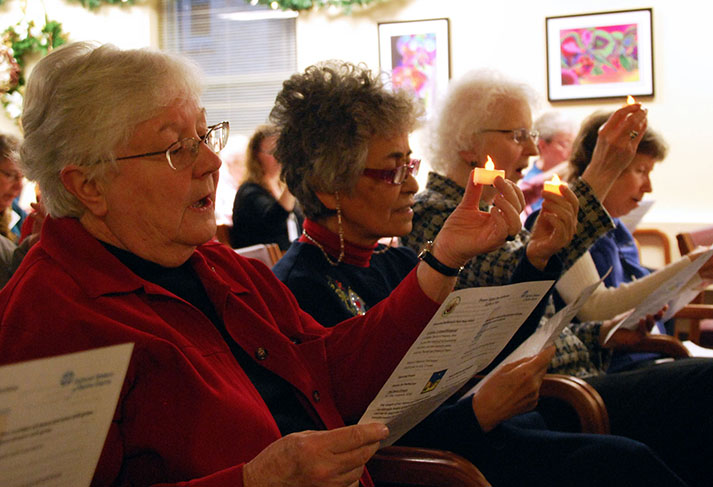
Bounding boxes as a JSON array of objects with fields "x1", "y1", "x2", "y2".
[{"x1": 418, "y1": 241, "x2": 463, "y2": 277}]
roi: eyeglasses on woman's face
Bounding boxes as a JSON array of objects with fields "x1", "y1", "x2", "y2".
[
  {"x1": 361, "y1": 158, "x2": 420, "y2": 185},
  {"x1": 480, "y1": 128, "x2": 539, "y2": 145},
  {"x1": 115, "y1": 121, "x2": 230, "y2": 171}
]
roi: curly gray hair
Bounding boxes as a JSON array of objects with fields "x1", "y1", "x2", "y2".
[
  {"x1": 428, "y1": 69, "x2": 539, "y2": 175},
  {"x1": 269, "y1": 60, "x2": 422, "y2": 220},
  {"x1": 20, "y1": 41, "x2": 202, "y2": 218}
]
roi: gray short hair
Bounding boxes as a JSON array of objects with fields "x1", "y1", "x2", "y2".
[
  {"x1": 428, "y1": 69, "x2": 539, "y2": 174},
  {"x1": 534, "y1": 111, "x2": 577, "y2": 141},
  {"x1": 270, "y1": 60, "x2": 422, "y2": 220},
  {"x1": 0, "y1": 133, "x2": 20, "y2": 163},
  {"x1": 20, "y1": 42, "x2": 202, "y2": 218}
]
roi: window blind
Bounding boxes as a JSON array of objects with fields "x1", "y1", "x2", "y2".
[{"x1": 160, "y1": 0, "x2": 297, "y2": 135}]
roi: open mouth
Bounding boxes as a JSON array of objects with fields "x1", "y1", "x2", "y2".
[{"x1": 191, "y1": 196, "x2": 213, "y2": 209}]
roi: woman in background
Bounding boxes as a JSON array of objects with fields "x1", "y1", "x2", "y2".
[
  {"x1": 0, "y1": 133, "x2": 24, "y2": 241},
  {"x1": 542, "y1": 112, "x2": 713, "y2": 348},
  {"x1": 230, "y1": 124, "x2": 302, "y2": 250}
]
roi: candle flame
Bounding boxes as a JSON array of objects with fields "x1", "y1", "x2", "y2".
[
  {"x1": 627, "y1": 95, "x2": 636, "y2": 105},
  {"x1": 550, "y1": 174, "x2": 561, "y2": 185},
  {"x1": 485, "y1": 155, "x2": 495, "y2": 170}
]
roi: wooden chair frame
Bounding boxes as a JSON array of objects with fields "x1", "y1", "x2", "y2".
[{"x1": 674, "y1": 227, "x2": 713, "y2": 344}]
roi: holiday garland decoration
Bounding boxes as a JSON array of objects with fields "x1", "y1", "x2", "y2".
[
  {"x1": 1, "y1": 17, "x2": 67, "y2": 121},
  {"x1": 68, "y1": 0, "x2": 135, "y2": 10},
  {"x1": 248, "y1": 0, "x2": 382, "y2": 13}
]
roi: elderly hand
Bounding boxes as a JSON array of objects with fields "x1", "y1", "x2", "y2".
[
  {"x1": 243, "y1": 423, "x2": 388, "y2": 487},
  {"x1": 430, "y1": 173, "x2": 523, "y2": 270},
  {"x1": 600, "y1": 307, "x2": 665, "y2": 348},
  {"x1": 525, "y1": 184, "x2": 579, "y2": 270},
  {"x1": 581, "y1": 103, "x2": 648, "y2": 200},
  {"x1": 471, "y1": 346, "x2": 555, "y2": 432}
]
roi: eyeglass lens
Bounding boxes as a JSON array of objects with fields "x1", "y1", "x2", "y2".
[
  {"x1": 513, "y1": 129, "x2": 539, "y2": 144},
  {"x1": 393, "y1": 159, "x2": 420, "y2": 184},
  {"x1": 166, "y1": 122, "x2": 229, "y2": 170}
]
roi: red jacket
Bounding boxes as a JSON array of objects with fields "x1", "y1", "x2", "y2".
[{"x1": 0, "y1": 217, "x2": 439, "y2": 486}]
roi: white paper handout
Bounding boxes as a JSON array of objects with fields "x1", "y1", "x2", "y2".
[
  {"x1": 358, "y1": 280, "x2": 553, "y2": 446},
  {"x1": 619, "y1": 199, "x2": 654, "y2": 232},
  {"x1": 603, "y1": 247, "x2": 713, "y2": 344},
  {"x1": 0, "y1": 343, "x2": 134, "y2": 487},
  {"x1": 466, "y1": 271, "x2": 608, "y2": 397}
]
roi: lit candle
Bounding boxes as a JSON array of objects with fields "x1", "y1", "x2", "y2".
[
  {"x1": 626, "y1": 95, "x2": 636, "y2": 106},
  {"x1": 472, "y1": 156, "x2": 505, "y2": 186},
  {"x1": 543, "y1": 173, "x2": 563, "y2": 196}
]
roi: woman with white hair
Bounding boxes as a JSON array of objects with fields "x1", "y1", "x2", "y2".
[
  {"x1": 0, "y1": 42, "x2": 525, "y2": 486},
  {"x1": 521, "y1": 110, "x2": 578, "y2": 214}
]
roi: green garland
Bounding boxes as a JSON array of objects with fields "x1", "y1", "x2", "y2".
[
  {"x1": 68, "y1": 0, "x2": 135, "y2": 10},
  {"x1": 248, "y1": 0, "x2": 382, "y2": 13},
  {"x1": 1, "y1": 18, "x2": 68, "y2": 121}
]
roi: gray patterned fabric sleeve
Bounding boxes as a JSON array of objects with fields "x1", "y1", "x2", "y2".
[{"x1": 548, "y1": 317, "x2": 610, "y2": 378}]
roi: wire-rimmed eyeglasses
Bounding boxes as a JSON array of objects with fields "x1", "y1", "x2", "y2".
[
  {"x1": 481, "y1": 128, "x2": 539, "y2": 145},
  {"x1": 115, "y1": 121, "x2": 230, "y2": 171},
  {"x1": 362, "y1": 159, "x2": 420, "y2": 185}
]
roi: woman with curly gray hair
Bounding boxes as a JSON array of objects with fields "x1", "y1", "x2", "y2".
[{"x1": 270, "y1": 62, "x2": 691, "y2": 487}]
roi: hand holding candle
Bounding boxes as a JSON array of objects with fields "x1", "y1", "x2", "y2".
[
  {"x1": 543, "y1": 173, "x2": 563, "y2": 196},
  {"x1": 473, "y1": 155, "x2": 505, "y2": 186}
]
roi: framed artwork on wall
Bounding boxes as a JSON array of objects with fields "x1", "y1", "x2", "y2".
[
  {"x1": 378, "y1": 18, "x2": 450, "y2": 117},
  {"x1": 546, "y1": 9, "x2": 654, "y2": 101}
]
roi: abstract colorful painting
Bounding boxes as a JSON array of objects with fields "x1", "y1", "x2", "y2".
[
  {"x1": 379, "y1": 19, "x2": 450, "y2": 117},
  {"x1": 560, "y1": 23, "x2": 639, "y2": 85},
  {"x1": 546, "y1": 10, "x2": 653, "y2": 101}
]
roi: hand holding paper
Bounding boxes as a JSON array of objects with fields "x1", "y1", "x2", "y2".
[{"x1": 472, "y1": 347, "x2": 555, "y2": 432}]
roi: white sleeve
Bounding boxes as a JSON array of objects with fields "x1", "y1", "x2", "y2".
[{"x1": 555, "y1": 252, "x2": 692, "y2": 321}]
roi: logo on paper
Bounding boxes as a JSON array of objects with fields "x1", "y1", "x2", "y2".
[
  {"x1": 442, "y1": 296, "x2": 461, "y2": 316},
  {"x1": 421, "y1": 369, "x2": 447, "y2": 393}
]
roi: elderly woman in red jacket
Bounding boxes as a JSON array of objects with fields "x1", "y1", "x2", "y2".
[{"x1": 0, "y1": 42, "x2": 525, "y2": 486}]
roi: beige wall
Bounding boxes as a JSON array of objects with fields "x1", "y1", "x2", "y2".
[{"x1": 2, "y1": 0, "x2": 710, "y2": 252}]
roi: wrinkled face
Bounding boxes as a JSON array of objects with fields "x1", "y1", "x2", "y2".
[
  {"x1": 0, "y1": 156, "x2": 23, "y2": 210},
  {"x1": 537, "y1": 131, "x2": 575, "y2": 169},
  {"x1": 466, "y1": 97, "x2": 537, "y2": 181},
  {"x1": 603, "y1": 153, "x2": 656, "y2": 218},
  {"x1": 461, "y1": 96, "x2": 537, "y2": 202},
  {"x1": 337, "y1": 133, "x2": 418, "y2": 246},
  {"x1": 103, "y1": 99, "x2": 222, "y2": 262}
]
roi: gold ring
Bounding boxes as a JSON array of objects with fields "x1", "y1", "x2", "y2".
[{"x1": 629, "y1": 130, "x2": 639, "y2": 139}]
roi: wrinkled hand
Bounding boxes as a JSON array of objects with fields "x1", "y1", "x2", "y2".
[
  {"x1": 526, "y1": 184, "x2": 579, "y2": 270},
  {"x1": 471, "y1": 347, "x2": 555, "y2": 432},
  {"x1": 431, "y1": 173, "x2": 524, "y2": 269},
  {"x1": 600, "y1": 306, "x2": 665, "y2": 348},
  {"x1": 581, "y1": 103, "x2": 648, "y2": 200},
  {"x1": 243, "y1": 423, "x2": 389, "y2": 487}
]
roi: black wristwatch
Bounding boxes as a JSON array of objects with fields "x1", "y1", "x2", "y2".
[{"x1": 417, "y1": 240, "x2": 464, "y2": 277}]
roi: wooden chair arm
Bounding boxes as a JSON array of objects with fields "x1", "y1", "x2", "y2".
[
  {"x1": 674, "y1": 303, "x2": 713, "y2": 320},
  {"x1": 368, "y1": 446, "x2": 490, "y2": 487},
  {"x1": 615, "y1": 334, "x2": 691, "y2": 358},
  {"x1": 540, "y1": 374, "x2": 610, "y2": 434}
]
